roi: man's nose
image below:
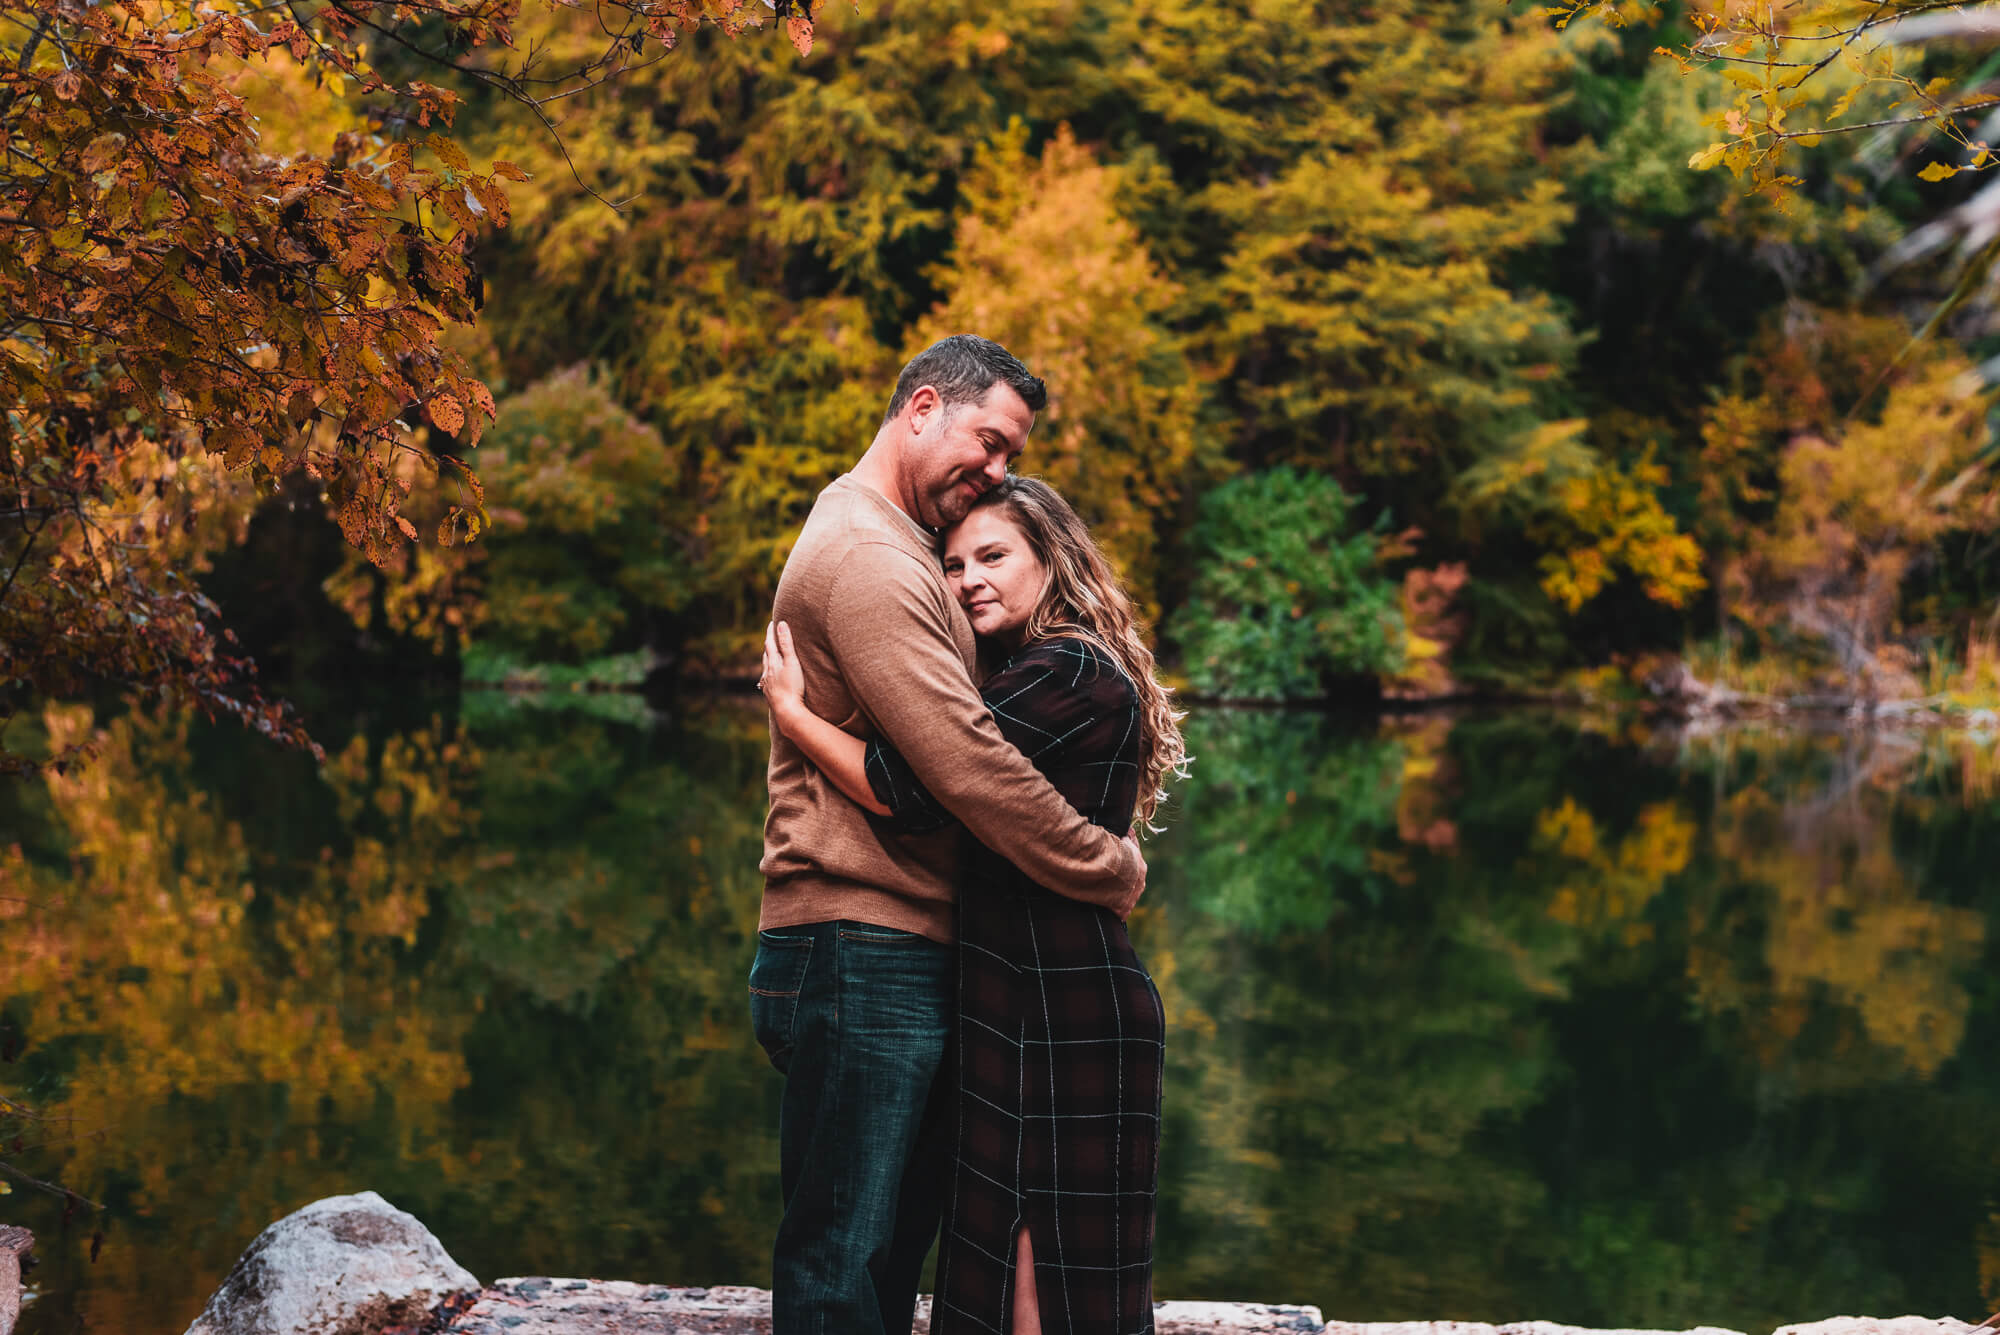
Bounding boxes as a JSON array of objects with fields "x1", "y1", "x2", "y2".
[{"x1": 983, "y1": 454, "x2": 1008, "y2": 486}]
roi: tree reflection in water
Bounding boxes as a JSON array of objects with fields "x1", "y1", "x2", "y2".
[{"x1": 3, "y1": 705, "x2": 1998, "y2": 1334}]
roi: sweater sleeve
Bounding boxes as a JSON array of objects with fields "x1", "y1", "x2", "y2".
[
  {"x1": 863, "y1": 739, "x2": 955, "y2": 834},
  {"x1": 825, "y1": 543, "x2": 1141, "y2": 912},
  {"x1": 864, "y1": 648, "x2": 1101, "y2": 834}
]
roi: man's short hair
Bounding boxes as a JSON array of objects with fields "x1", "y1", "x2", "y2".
[{"x1": 883, "y1": 334, "x2": 1048, "y2": 425}]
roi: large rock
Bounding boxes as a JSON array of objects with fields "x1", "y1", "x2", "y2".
[
  {"x1": 0, "y1": 1226, "x2": 31, "y2": 1335},
  {"x1": 185, "y1": 1191, "x2": 478, "y2": 1335}
]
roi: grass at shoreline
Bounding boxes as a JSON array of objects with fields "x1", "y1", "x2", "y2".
[{"x1": 458, "y1": 647, "x2": 658, "y2": 725}]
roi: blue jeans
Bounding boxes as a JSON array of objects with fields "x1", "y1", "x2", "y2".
[{"x1": 749, "y1": 919, "x2": 955, "y2": 1335}]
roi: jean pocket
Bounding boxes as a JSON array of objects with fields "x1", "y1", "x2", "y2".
[
  {"x1": 836, "y1": 923, "x2": 921, "y2": 943},
  {"x1": 748, "y1": 931, "x2": 814, "y2": 1072}
]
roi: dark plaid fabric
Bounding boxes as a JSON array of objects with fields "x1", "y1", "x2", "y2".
[{"x1": 866, "y1": 637, "x2": 1165, "y2": 1335}]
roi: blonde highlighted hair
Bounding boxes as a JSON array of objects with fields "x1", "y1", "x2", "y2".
[{"x1": 968, "y1": 476, "x2": 1188, "y2": 829}]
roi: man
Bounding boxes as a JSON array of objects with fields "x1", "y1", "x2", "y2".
[{"x1": 749, "y1": 334, "x2": 1147, "y2": 1335}]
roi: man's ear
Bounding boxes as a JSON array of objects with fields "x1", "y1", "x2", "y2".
[{"x1": 905, "y1": 384, "x2": 941, "y2": 435}]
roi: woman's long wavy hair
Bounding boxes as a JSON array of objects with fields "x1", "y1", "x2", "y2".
[{"x1": 966, "y1": 476, "x2": 1189, "y2": 829}]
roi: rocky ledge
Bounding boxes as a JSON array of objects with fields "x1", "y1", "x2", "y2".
[
  {"x1": 457, "y1": 1278, "x2": 1328, "y2": 1332},
  {"x1": 452, "y1": 1289, "x2": 1988, "y2": 1335},
  {"x1": 160, "y1": 1194, "x2": 1995, "y2": 1335}
]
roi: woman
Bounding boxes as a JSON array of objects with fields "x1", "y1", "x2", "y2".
[{"x1": 760, "y1": 475, "x2": 1186, "y2": 1335}]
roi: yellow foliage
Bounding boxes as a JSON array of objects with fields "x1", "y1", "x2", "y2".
[
  {"x1": 1535, "y1": 447, "x2": 1707, "y2": 613},
  {"x1": 1156, "y1": 0, "x2": 1579, "y2": 480},
  {"x1": 1537, "y1": 797, "x2": 1696, "y2": 945},
  {"x1": 1696, "y1": 392, "x2": 1779, "y2": 528},
  {"x1": 913, "y1": 124, "x2": 1210, "y2": 618},
  {"x1": 1746, "y1": 358, "x2": 1998, "y2": 690},
  {"x1": 216, "y1": 48, "x2": 367, "y2": 161}
]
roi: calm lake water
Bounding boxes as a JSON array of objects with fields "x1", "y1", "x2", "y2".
[{"x1": 4, "y1": 698, "x2": 1999, "y2": 1335}]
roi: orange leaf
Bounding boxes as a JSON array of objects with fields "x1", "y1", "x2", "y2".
[
  {"x1": 787, "y1": 16, "x2": 813, "y2": 56},
  {"x1": 348, "y1": 171, "x2": 398, "y2": 212},
  {"x1": 426, "y1": 392, "x2": 465, "y2": 435},
  {"x1": 426, "y1": 133, "x2": 470, "y2": 173}
]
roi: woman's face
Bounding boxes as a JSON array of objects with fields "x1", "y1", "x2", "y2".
[{"x1": 943, "y1": 507, "x2": 1046, "y2": 649}]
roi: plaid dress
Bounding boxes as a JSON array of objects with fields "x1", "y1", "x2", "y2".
[{"x1": 865, "y1": 636, "x2": 1165, "y2": 1335}]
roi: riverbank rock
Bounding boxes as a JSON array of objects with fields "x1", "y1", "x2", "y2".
[
  {"x1": 438, "y1": 1292, "x2": 1990, "y2": 1335},
  {"x1": 184, "y1": 1191, "x2": 478, "y2": 1335},
  {"x1": 0, "y1": 1226, "x2": 32, "y2": 1335},
  {"x1": 444, "y1": 1280, "x2": 1328, "y2": 1333},
  {"x1": 1775, "y1": 1320, "x2": 1979, "y2": 1335},
  {"x1": 1324, "y1": 1324, "x2": 1747, "y2": 1335}
]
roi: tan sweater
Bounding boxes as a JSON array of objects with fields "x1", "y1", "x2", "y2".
[{"x1": 759, "y1": 475, "x2": 1143, "y2": 944}]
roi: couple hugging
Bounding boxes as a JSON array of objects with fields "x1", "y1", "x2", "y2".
[{"x1": 749, "y1": 333, "x2": 1187, "y2": 1335}]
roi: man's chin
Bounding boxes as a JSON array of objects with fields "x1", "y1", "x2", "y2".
[{"x1": 926, "y1": 494, "x2": 972, "y2": 528}]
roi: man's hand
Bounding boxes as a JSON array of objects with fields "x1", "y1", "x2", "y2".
[{"x1": 1115, "y1": 832, "x2": 1147, "y2": 921}]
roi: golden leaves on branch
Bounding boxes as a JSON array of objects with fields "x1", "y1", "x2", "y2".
[
  {"x1": 0, "y1": 0, "x2": 780, "y2": 764},
  {"x1": 1573, "y1": 0, "x2": 2000, "y2": 209}
]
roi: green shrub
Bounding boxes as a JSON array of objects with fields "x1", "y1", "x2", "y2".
[{"x1": 1169, "y1": 469, "x2": 1404, "y2": 700}]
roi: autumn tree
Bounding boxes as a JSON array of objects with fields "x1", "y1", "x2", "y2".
[
  {"x1": 451, "y1": 0, "x2": 1673, "y2": 672},
  {"x1": 913, "y1": 123, "x2": 1210, "y2": 618},
  {"x1": 460, "y1": 0, "x2": 1049, "y2": 662},
  {"x1": 1747, "y1": 360, "x2": 1997, "y2": 694},
  {"x1": 0, "y1": 0, "x2": 817, "y2": 768},
  {"x1": 1690, "y1": 309, "x2": 1998, "y2": 694},
  {"x1": 1097, "y1": 0, "x2": 1578, "y2": 483},
  {"x1": 1083, "y1": 0, "x2": 1719, "y2": 666}
]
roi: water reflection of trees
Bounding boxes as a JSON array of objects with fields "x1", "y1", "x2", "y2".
[
  {"x1": 0, "y1": 700, "x2": 780, "y2": 1333},
  {"x1": 1, "y1": 706, "x2": 481, "y2": 1329},
  {"x1": 4, "y1": 707, "x2": 1997, "y2": 1334},
  {"x1": 1672, "y1": 728, "x2": 1988, "y2": 1087},
  {"x1": 1137, "y1": 713, "x2": 1999, "y2": 1327}
]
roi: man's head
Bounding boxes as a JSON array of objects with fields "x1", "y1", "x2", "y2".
[{"x1": 877, "y1": 335, "x2": 1048, "y2": 529}]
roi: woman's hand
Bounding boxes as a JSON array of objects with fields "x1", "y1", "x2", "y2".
[
  {"x1": 758, "y1": 619, "x2": 890, "y2": 815},
  {"x1": 761, "y1": 620, "x2": 809, "y2": 732}
]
